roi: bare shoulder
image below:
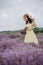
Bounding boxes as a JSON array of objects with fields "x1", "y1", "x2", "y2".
[
  {"x1": 32, "y1": 22, "x2": 36, "y2": 27},
  {"x1": 32, "y1": 22, "x2": 35, "y2": 24}
]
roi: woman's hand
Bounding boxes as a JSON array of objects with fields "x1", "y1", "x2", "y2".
[{"x1": 21, "y1": 27, "x2": 28, "y2": 35}]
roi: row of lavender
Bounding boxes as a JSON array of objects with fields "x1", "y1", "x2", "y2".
[{"x1": 0, "y1": 33, "x2": 43, "y2": 65}]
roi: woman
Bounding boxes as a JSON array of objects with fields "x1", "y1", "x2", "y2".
[{"x1": 23, "y1": 13, "x2": 39, "y2": 44}]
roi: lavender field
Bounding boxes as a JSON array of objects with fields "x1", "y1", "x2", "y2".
[{"x1": 0, "y1": 32, "x2": 43, "y2": 65}]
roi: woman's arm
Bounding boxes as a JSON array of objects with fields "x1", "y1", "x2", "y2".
[
  {"x1": 32, "y1": 21, "x2": 37, "y2": 28},
  {"x1": 23, "y1": 27, "x2": 28, "y2": 32},
  {"x1": 21, "y1": 25, "x2": 28, "y2": 34},
  {"x1": 32, "y1": 18, "x2": 37, "y2": 28}
]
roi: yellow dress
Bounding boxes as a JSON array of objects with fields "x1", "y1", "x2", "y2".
[{"x1": 24, "y1": 22, "x2": 39, "y2": 44}]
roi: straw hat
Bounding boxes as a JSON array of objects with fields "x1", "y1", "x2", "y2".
[{"x1": 23, "y1": 13, "x2": 34, "y2": 21}]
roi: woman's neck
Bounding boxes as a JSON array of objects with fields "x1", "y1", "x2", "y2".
[
  {"x1": 26, "y1": 21, "x2": 30, "y2": 24},
  {"x1": 26, "y1": 21, "x2": 29, "y2": 24}
]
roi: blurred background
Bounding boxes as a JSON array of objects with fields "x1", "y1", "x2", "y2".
[{"x1": 0, "y1": 0, "x2": 43, "y2": 31}]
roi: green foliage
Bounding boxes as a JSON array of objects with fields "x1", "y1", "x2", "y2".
[
  {"x1": 0, "y1": 28, "x2": 43, "y2": 34},
  {"x1": 34, "y1": 28, "x2": 43, "y2": 33}
]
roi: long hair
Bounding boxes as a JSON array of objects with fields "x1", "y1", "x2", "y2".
[
  {"x1": 26, "y1": 15, "x2": 32, "y2": 24},
  {"x1": 23, "y1": 14, "x2": 33, "y2": 24}
]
